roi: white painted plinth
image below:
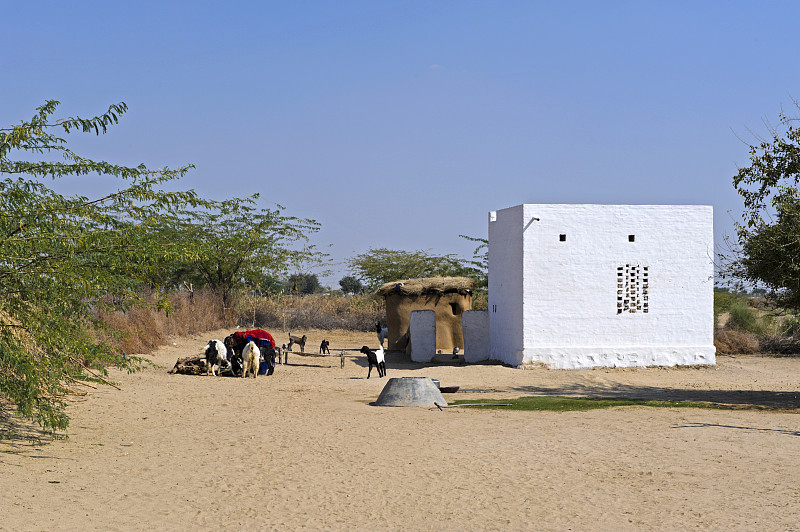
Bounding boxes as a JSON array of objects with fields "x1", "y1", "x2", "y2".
[
  {"x1": 409, "y1": 310, "x2": 436, "y2": 363},
  {"x1": 463, "y1": 310, "x2": 489, "y2": 363},
  {"x1": 519, "y1": 346, "x2": 716, "y2": 369}
]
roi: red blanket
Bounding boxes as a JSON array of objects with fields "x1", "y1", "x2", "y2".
[{"x1": 231, "y1": 329, "x2": 276, "y2": 347}]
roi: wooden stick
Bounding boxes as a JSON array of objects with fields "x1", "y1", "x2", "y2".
[
  {"x1": 65, "y1": 375, "x2": 98, "y2": 389},
  {"x1": 68, "y1": 356, "x2": 122, "y2": 390}
]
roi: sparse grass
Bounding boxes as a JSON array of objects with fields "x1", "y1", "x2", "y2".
[{"x1": 452, "y1": 396, "x2": 733, "y2": 411}]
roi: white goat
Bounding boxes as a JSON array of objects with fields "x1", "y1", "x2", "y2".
[
  {"x1": 241, "y1": 340, "x2": 260, "y2": 379},
  {"x1": 375, "y1": 321, "x2": 388, "y2": 348},
  {"x1": 204, "y1": 339, "x2": 229, "y2": 376}
]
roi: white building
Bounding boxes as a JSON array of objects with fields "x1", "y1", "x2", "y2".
[{"x1": 487, "y1": 204, "x2": 715, "y2": 369}]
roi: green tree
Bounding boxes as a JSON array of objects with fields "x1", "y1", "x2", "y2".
[
  {"x1": 347, "y1": 247, "x2": 482, "y2": 291},
  {"x1": 148, "y1": 199, "x2": 321, "y2": 306},
  {"x1": 0, "y1": 101, "x2": 205, "y2": 431},
  {"x1": 338, "y1": 275, "x2": 364, "y2": 295},
  {"x1": 727, "y1": 107, "x2": 800, "y2": 309},
  {"x1": 458, "y1": 234, "x2": 488, "y2": 291},
  {"x1": 286, "y1": 273, "x2": 322, "y2": 294}
]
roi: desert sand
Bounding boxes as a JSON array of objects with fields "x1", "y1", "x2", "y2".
[{"x1": 2, "y1": 328, "x2": 800, "y2": 531}]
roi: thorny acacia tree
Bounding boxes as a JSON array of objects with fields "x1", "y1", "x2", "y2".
[
  {"x1": 347, "y1": 246, "x2": 485, "y2": 291},
  {"x1": 152, "y1": 199, "x2": 321, "y2": 306},
  {"x1": 0, "y1": 101, "x2": 207, "y2": 432},
  {"x1": 727, "y1": 105, "x2": 800, "y2": 310}
]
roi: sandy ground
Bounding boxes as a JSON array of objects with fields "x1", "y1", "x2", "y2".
[{"x1": 2, "y1": 328, "x2": 800, "y2": 531}]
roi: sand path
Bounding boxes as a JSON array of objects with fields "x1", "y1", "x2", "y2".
[{"x1": 2, "y1": 329, "x2": 800, "y2": 530}]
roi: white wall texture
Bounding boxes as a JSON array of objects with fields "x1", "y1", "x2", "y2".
[
  {"x1": 488, "y1": 204, "x2": 716, "y2": 369},
  {"x1": 408, "y1": 310, "x2": 437, "y2": 363},
  {"x1": 462, "y1": 310, "x2": 490, "y2": 363},
  {"x1": 487, "y1": 207, "x2": 524, "y2": 364}
]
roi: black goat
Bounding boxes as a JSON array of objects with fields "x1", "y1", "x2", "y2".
[{"x1": 288, "y1": 334, "x2": 307, "y2": 353}]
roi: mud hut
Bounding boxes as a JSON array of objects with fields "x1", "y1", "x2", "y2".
[{"x1": 376, "y1": 277, "x2": 474, "y2": 352}]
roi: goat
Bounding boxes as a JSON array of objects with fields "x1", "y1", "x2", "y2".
[
  {"x1": 223, "y1": 335, "x2": 244, "y2": 377},
  {"x1": 375, "y1": 321, "x2": 388, "y2": 348},
  {"x1": 288, "y1": 334, "x2": 307, "y2": 353},
  {"x1": 319, "y1": 339, "x2": 330, "y2": 354},
  {"x1": 360, "y1": 345, "x2": 386, "y2": 379},
  {"x1": 204, "y1": 339, "x2": 229, "y2": 376},
  {"x1": 279, "y1": 344, "x2": 288, "y2": 364},
  {"x1": 241, "y1": 340, "x2": 260, "y2": 378},
  {"x1": 260, "y1": 344, "x2": 276, "y2": 376}
]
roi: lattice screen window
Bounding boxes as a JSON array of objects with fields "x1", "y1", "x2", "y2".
[{"x1": 616, "y1": 264, "x2": 649, "y2": 314}]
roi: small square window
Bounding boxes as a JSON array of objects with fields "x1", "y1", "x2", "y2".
[
  {"x1": 628, "y1": 235, "x2": 635, "y2": 242},
  {"x1": 559, "y1": 234, "x2": 566, "y2": 242}
]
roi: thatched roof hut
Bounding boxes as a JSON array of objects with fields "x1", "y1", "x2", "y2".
[
  {"x1": 376, "y1": 277, "x2": 474, "y2": 352},
  {"x1": 376, "y1": 276, "x2": 475, "y2": 298}
]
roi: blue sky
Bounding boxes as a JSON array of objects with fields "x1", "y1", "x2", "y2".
[{"x1": 3, "y1": 1, "x2": 800, "y2": 285}]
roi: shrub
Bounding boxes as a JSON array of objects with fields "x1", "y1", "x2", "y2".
[
  {"x1": 757, "y1": 334, "x2": 800, "y2": 355},
  {"x1": 780, "y1": 314, "x2": 800, "y2": 336},
  {"x1": 727, "y1": 302, "x2": 767, "y2": 335},
  {"x1": 714, "y1": 328, "x2": 760, "y2": 354},
  {"x1": 714, "y1": 290, "x2": 746, "y2": 321},
  {"x1": 97, "y1": 288, "x2": 233, "y2": 354},
  {"x1": 234, "y1": 292, "x2": 385, "y2": 332}
]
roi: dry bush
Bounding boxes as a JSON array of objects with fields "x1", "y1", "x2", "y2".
[
  {"x1": 758, "y1": 335, "x2": 800, "y2": 356},
  {"x1": 714, "y1": 328, "x2": 760, "y2": 354},
  {"x1": 234, "y1": 293, "x2": 385, "y2": 333},
  {"x1": 97, "y1": 288, "x2": 234, "y2": 355}
]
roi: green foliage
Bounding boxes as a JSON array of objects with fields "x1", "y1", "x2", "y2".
[
  {"x1": 347, "y1": 247, "x2": 483, "y2": 291},
  {"x1": 338, "y1": 275, "x2": 364, "y2": 295},
  {"x1": 714, "y1": 289, "x2": 746, "y2": 319},
  {"x1": 780, "y1": 314, "x2": 800, "y2": 337},
  {"x1": 736, "y1": 191, "x2": 800, "y2": 309},
  {"x1": 458, "y1": 234, "x2": 488, "y2": 291},
  {"x1": 727, "y1": 302, "x2": 768, "y2": 335},
  {"x1": 286, "y1": 273, "x2": 322, "y2": 295},
  {"x1": 146, "y1": 198, "x2": 321, "y2": 306},
  {"x1": 247, "y1": 274, "x2": 284, "y2": 295},
  {"x1": 0, "y1": 101, "x2": 207, "y2": 432},
  {"x1": 726, "y1": 107, "x2": 800, "y2": 310},
  {"x1": 452, "y1": 396, "x2": 731, "y2": 411}
]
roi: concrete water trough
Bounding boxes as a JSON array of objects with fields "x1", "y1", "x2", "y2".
[{"x1": 374, "y1": 377, "x2": 447, "y2": 407}]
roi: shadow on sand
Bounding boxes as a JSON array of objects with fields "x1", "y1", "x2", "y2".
[
  {"x1": 1, "y1": 411, "x2": 63, "y2": 457},
  {"x1": 672, "y1": 422, "x2": 800, "y2": 436}
]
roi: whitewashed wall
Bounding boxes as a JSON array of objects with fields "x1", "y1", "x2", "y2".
[
  {"x1": 409, "y1": 310, "x2": 437, "y2": 363},
  {"x1": 488, "y1": 204, "x2": 716, "y2": 369},
  {"x1": 463, "y1": 310, "x2": 489, "y2": 363},
  {"x1": 487, "y1": 207, "x2": 525, "y2": 364}
]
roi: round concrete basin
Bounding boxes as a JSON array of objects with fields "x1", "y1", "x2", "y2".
[{"x1": 374, "y1": 377, "x2": 448, "y2": 407}]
